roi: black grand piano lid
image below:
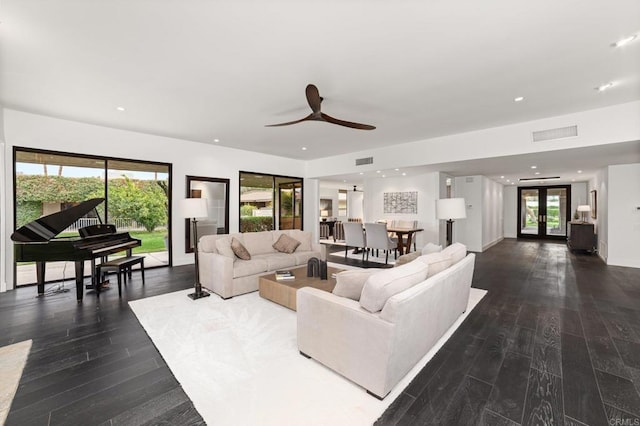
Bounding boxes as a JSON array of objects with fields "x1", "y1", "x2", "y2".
[{"x1": 11, "y1": 198, "x2": 105, "y2": 243}]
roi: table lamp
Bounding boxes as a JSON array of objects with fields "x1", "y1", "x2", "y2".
[
  {"x1": 320, "y1": 210, "x2": 329, "y2": 221},
  {"x1": 180, "y1": 198, "x2": 210, "y2": 300},
  {"x1": 577, "y1": 205, "x2": 591, "y2": 223},
  {"x1": 436, "y1": 198, "x2": 466, "y2": 247}
]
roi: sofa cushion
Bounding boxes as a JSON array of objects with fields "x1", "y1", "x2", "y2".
[
  {"x1": 292, "y1": 251, "x2": 322, "y2": 266},
  {"x1": 273, "y1": 234, "x2": 301, "y2": 254},
  {"x1": 253, "y1": 253, "x2": 296, "y2": 271},
  {"x1": 359, "y1": 260, "x2": 429, "y2": 313},
  {"x1": 418, "y1": 252, "x2": 452, "y2": 278},
  {"x1": 199, "y1": 235, "x2": 217, "y2": 253},
  {"x1": 442, "y1": 242, "x2": 466, "y2": 265},
  {"x1": 243, "y1": 231, "x2": 276, "y2": 256},
  {"x1": 333, "y1": 270, "x2": 376, "y2": 301},
  {"x1": 421, "y1": 242, "x2": 443, "y2": 255},
  {"x1": 232, "y1": 259, "x2": 268, "y2": 278},
  {"x1": 215, "y1": 237, "x2": 235, "y2": 259},
  {"x1": 231, "y1": 237, "x2": 251, "y2": 260}
]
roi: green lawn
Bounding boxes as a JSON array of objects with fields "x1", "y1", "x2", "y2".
[{"x1": 130, "y1": 230, "x2": 167, "y2": 253}]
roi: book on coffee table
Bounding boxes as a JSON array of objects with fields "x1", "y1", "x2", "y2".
[{"x1": 275, "y1": 270, "x2": 294, "y2": 280}]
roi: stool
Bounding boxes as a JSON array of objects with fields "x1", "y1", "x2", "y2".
[{"x1": 96, "y1": 256, "x2": 145, "y2": 297}]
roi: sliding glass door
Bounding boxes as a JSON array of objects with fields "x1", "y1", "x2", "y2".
[
  {"x1": 517, "y1": 185, "x2": 570, "y2": 239},
  {"x1": 239, "y1": 171, "x2": 303, "y2": 232},
  {"x1": 14, "y1": 148, "x2": 171, "y2": 287}
]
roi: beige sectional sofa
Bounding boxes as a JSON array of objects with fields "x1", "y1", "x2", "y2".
[
  {"x1": 296, "y1": 243, "x2": 474, "y2": 399},
  {"x1": 198, "y1": 230, "x2": 324, "y2": 299}
]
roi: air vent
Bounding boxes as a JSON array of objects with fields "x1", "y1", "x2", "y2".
[
  {"x1": 532, "y1": 125, "x2": 578, "y2": 142},
  {"x1": 465, "y1": 177, "x2": 474, "y2": 183},
  {"x1": 355, "y1": 156, "x2": 373, "y2": 166}
]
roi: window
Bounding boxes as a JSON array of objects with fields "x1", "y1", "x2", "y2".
[
  {"x1": 338, "y1": 189, "x2": 347, "y2": 217},
  {"x1": 239, "y1": 172, "x2": 303, "y2": 232},
  {"x1": 14, "y1": 148, "x2": 171, "y2": 286}
]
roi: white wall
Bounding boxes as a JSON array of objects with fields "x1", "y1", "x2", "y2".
[
  {"x1": 0, "y1": 110, "x2": 6, "y2": 292},
  {"x1": 482, "y1": 177, "x2": 504, "y2": 250},
  {"x1": 589, "y1": 168, "x2": 609, "y2": 261},
  {"x1": 503, "y1": 186, "x2": 517, "y2": 238},
  {"x1": 2, "y1": 109, "x2": 306, "y2": 290},
  {"x1": 606, "y1": 163, "x2": 640, "y2": 268},
  {"x1": 363, "y1": 172, "x2": 439, "y2": 248},
  {"x1": 454, "y1": 176, "x2": 483, "y2": 252}
]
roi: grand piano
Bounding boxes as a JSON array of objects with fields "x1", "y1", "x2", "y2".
[{"x1": 11, "y1": 198, "x2": 141, "y2": 302}]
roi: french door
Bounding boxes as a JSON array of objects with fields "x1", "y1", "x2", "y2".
[{"x1": 517, "y1": 185, "x2": 571, "y2": 240}]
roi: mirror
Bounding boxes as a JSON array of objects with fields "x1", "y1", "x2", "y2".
[{"x1": 185, "y1": 176, "x2": 230, "y2": 253}]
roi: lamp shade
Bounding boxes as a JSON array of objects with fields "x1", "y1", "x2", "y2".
[
  {"x1": 436, "y1": 198, "x2": 466, "y2": 220},
  {"x1": 320, "y1": 210, "x2": 329, "y2": 217},
  {"x1": 180, "y1": 198, "x2": 208, "y2": 219},
  {"x1": 577, "y1": 205, "x2": 591, "y2": 212}
]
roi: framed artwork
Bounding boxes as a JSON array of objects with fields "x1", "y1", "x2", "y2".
[
  {"x1": 590, "y1": 190, "x2": 597, "y2": 219},
  {"x1": 383, "y1": 191, "x2": 418, "y2": 214}
]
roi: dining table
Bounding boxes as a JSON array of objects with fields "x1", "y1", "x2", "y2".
[{"x1": 386, "y1": 226, "x2": 424, "y2": 256}]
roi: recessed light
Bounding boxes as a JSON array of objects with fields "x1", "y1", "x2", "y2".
[
  {"x1": 514, "y1": 96, "x2": 524, "y2": 102},
  {"x1": 535, "y1": 172, "x2": 540, "y2": 175},
  {"x1": 301, "y1": 147, "x2": 307, "y2": 150},
  {"x1": 382, "y1": 175, "x2": 386, "y2": 178},
  {"x1": 596, "y1": 82, "x2": 614, "y2": 92},
  {"x1": 359, "y1": 172, "x2": 364, "y2": 175},
  {"x1": 394, "y1": 168, "x2": 399, "y2": 171},
  {"x1": 572, "y1": 179, "x2": 576, "y2": 182},
  {"x1": 402, "y1": 172, "x2": 407, "y2": 176},
  {"x1": 577, "y1": 170, "x2": 582, "y2": 173},
  {"x1": 613, "y1": 34, "x2": 637, "y2": 47},
  {"x1": 531, "y1": 166, "x2": 537, "y2": 169},
  {"x1": 376, "y1": 170, "x2": 381, "y2": 173},
  {"x1": 511, "y1": 182, "x2": 515, "y2": 185},
  {"x1": 213, "y1": 138, "x2": 220, "y2": 143},
  {"x1": 343, "y1": 180, "x2": 347, "y2": 183},
  {"x1": 116, "y1": 106, "x2": 125, "y2": 111},
  {"x1": 500, "y1": 176, "x2": 505, "y2": 179}
]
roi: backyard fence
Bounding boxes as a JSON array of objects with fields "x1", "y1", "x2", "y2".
[{"x1": 64, "y1": 217, "x2": 160, "y2": 233}]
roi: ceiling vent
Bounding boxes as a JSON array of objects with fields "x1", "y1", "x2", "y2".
[
  {"x1": 355, "y1": 156, "x2": 373, "y2": 166},
  {"x1": 465, "y1": 177, "x2": 475, "y2": 183},
  {"x1": 532, "y1": 125, "x2": 578, "y2": 142},
  {"x1": 519, "y1": 176, "x2": 561, "y2": 181}
]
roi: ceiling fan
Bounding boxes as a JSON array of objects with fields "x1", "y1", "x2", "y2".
[{"x1": 266, "y1": 84, "x2": 376, "y2": 130}]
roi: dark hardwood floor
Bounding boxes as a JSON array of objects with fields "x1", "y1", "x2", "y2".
[
  {"x1": 375, "y1": 240, "x2": 640, "y2": 426},
  {"x1": 1, "y1": 266, "x2": 205, "y2": 426},
  {"x1": 2, "y1": 239, "x2": 640, "y2": 425}
]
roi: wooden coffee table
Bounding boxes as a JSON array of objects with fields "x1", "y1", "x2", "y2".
[{"x1": 258, "y1": 266, "x2": 343, "y2": 311}]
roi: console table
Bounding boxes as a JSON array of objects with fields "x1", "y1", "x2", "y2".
[{"x1": 567, "y1": 222, "x2": 596, "y2": 253}]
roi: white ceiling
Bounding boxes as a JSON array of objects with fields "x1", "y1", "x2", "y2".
[{"x1": 1, "y1": 1, "x2": 639, "y2": 171}]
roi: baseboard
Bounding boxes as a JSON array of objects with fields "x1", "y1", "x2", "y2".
[{"x1": 482, "y1": 237, "x2": 504, "y2": 252}]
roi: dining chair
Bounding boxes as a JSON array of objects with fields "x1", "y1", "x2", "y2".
[
  {"x1": 333, "y1": 221, "x2": 345, "y2": 242},
  {"x1": 343, "y1": 222, "x2": 366, "y2": 261},
  {"x1": 363, "y1": 222, "x2": 397, "y2": 264}
]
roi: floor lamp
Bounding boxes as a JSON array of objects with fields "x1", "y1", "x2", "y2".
[
  {"x1": 180, "y1": 198, "x2": 211, "y2": 300},
  {"x1": 436, "y1": 198, "x2": 467, "y2": 247}
]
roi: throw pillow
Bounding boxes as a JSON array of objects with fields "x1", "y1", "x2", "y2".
[
  {"x1": 215, "y1": 238, "x2": 236, "y2": 259},
  {"x1": 418, "y1": 252, "x2": 452, "y2": 278},
  {"x1": 421, "y1": 242, "x2": 443, "y2": 255},
  {"x1": 395, "y1": 251, "x2": 420, "y2": 266},
  {"x1": 359, "y1": 260, "x2": 429, "y2": 313},
  {"x1": 272, "y1": 234, "x2": 301, "y2": 254},
  {"x1": 441, "y1": 242, "x2": 466, "y2": 265},
  {"x1": 231, "y1": 237, "x2": 251, "y2": 260},
  {"x1": 332, "y1": 270, "x2": 376, "y2": 301}
]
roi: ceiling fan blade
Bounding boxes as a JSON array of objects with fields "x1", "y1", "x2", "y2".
[
  {"x1": 321, "y1": 113, "x2": 376, "y2": 130},
  {"x1": 265, "y1": 114, "x2": 313, "y2": 127},
  {"x1": 305, "y1": 84, "x2": 322, "y2": 113}
]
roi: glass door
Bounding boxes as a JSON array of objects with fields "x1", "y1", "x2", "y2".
[{"x1": 517, "y1": 185, "x2": 570, "y2": 239}]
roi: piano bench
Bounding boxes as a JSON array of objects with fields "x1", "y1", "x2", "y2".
[{"x1": 96, "y1": 255, "x2": 145, "y2": 297}]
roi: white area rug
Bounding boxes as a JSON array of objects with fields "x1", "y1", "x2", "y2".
[
  {"x1": 130, "y1": 287, "x2": 486, "y2": 425},
  {"x1": 0, "y1": 339, "x2": 32, "y2": 424}
]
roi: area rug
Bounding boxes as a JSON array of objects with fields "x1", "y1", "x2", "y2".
[
  {"x1": 129, "y1": 287, "x2": 486, "y2": 425},
  {"x1": 0, "y1": 339, "x2": 32, "y2": 424}
]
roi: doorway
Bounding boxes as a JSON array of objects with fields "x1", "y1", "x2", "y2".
[{"x1": 517, "y1": 185, "x2": 571, "y2": 239}]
